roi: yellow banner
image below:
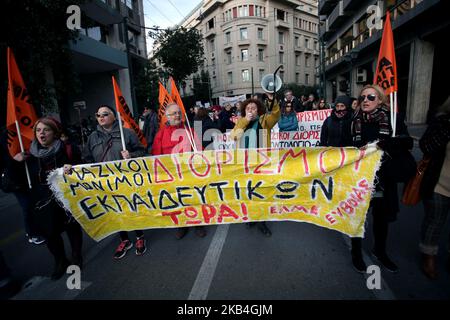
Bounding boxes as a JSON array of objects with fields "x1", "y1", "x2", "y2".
[{"x1": 48, "y1": 146, "x2": 382, "y2": 241}]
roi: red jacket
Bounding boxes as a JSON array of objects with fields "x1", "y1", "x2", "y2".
[{"x1": 152, "y1": 123, "x2": 201, "y2": 155}]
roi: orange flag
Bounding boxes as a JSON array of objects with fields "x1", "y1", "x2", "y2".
[
  {"x1": 169, "y1": 77, "x2": 188, "y2": 118},
  {"x1": 112, "y1": 76, "x2": 147, "y2": 147},
  {"x1": 158, "y1": 81, "x2": 173, "y2": 129},
  {"x1": 373, "y1": 11, "x2": 397, "y2": 96},
  {"x1": 6, "y1": 47, "x2": 38, "y2": 157}
]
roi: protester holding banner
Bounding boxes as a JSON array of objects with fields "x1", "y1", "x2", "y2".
[
  {"x1": 319, "y1": 96, "x2": 353, "y2": 147},
  {"x1": 230, "y1": 94, "x2": 280, "y2": 236},
  {"x1": 12, "y1": 117, "x2": 83, "y2": 280},
  {"x1": 418, "y1": 96, "x2": 450, "y2": 279},
  {"x1": 82, "y1": 105, "x2": 147, "y2": 259},
  {"x1": 350, "y1": 84, "x2": 414, "y2": 273},
  {"x1": 152, "y1": 103, "x2": 206, "y2": 239},
  {"x1": 278, "y1": 102, "x2": 299, "y2": 132}
]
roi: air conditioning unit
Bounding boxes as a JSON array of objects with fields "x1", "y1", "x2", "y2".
[{"x1": 356, "y1": 68, "x2": 367, "y2": 83}]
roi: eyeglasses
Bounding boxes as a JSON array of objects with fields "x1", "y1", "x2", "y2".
[
  {"x1": 167, "y1": 111, "x2": 182, "y2": 117},
  {"x1": 359, "y1": 94, "x2": 377, "y2": 102},
  {"x1": 95, "y1": 112, "x2": 111, "y2": 118}
]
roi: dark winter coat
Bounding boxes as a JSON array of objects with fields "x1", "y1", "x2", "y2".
[
  {"x1": 142, "y1": 110, "x2": 159, "y2": 154},
  {"x1": 419, "y1": 113, "x2": 450, "y2": 199},
  {"x1": 82, "y1": 121, "x2": 145, "y2": 163},
  {"x1": 319, "y1": 111, "x2": 353, "y2": 147},
  {"x1": 351, "y1": 109, "x2": 415, "y2": 221}
]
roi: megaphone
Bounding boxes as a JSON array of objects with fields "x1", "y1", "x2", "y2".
[{"x1": 261, "y1": 74, "x2": 283, "y2": 93}]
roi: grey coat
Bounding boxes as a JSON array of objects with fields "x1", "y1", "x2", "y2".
[{"x1": 82, "y1": 120, "x2": 145, "y2": 163}]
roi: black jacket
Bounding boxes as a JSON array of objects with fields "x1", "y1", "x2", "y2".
[
  {"x1": 419, "y1": 113, "x2": 450, "y2": 199},
  {"x1": 281, "y1": 96, "x2": 303, "y2": 113},
  {"x1": 351, "y1": 110, "x2": 415, "y2": 220},
  {"x1": 319, "y1": 111, "x2": 353, "y2": 147}
]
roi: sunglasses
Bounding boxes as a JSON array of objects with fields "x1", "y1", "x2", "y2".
[
  {"x1": 95, "y1": 112, "x2": 111, "y2": 118},
  {"x1": 359, "y1": 94, "x2": 377, "y2": 102},
  {"x1": 167, "y1": 111, "x2": 182, "y2": 117}
]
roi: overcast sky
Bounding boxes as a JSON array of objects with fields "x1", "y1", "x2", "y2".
[{"x1": 142, "y1": 0, "x2": 202, "y2": 51}]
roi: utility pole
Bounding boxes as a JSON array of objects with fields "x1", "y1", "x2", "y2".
[
  {"x1": 123, "y1": 16, "x2": 137, "y2": 115},
  {"x1": 251, "y1": 67, "x2": 254, "y2": 96}
]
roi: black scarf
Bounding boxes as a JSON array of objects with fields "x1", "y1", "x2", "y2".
[{"x1": 352, "y1": 105, "x2": 391, "y2": 144}]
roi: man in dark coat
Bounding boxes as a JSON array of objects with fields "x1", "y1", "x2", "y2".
[{"x1": 319, "y1": 95, "x2": 353, "y2": 147}]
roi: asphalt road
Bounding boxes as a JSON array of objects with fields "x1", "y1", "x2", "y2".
[{"x1": 1, "y1": 125, "x2": 449, "y2": 300}]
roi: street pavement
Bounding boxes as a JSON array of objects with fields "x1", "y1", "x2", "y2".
[{"x1": 1, "y1": 124, "x2": 449, "y2": 300}]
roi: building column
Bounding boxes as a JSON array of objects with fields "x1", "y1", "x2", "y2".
[
  {"x1": 407, "y1": 39, "x2": 434, "y2": 124},
  {"x1": 118, "y1": 68, "x2": 135, "y2": 115}
]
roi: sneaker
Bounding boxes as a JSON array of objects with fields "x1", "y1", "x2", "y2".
[
  {"x1": 351, "y1": 253, "x2": 367, "y2": 273},
  {"x1": 135, "y1": 238, "x2": 147, "y2": 256},
  {"x1": 372, "y1": 250, "x2": 399, "y2": 273},
  {"x1": 175, "y1": 228, "x2": 188, "y2": 240},
  {"x1": 113, "y1": 240, "x2": 133, "y2": 260},
  {"x1": 258, "y1": 223, "x2": 272, "y2": 237},
  {"x1": 195, "y1": 227, "x2": 207, "y2": 238},
  {"x1": 29, "y1": 236, "x2": 46, "y2": 245}
]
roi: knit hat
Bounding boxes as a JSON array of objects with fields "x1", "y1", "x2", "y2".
[
  {"x1": 98, "y1": 104, "x2": 117, "y2": 117},
  {"x1": 334, "y1": 96, "x2": 352, "y2": 109}
]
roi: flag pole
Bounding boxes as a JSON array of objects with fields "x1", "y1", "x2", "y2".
[
  {"x1": 117, "y1": 111, "x2": 127, "y2": 151},
  {"x1": 393, "y1": 91, "x2": 397, "y2": 137},
  {"x1": 15, "y1": 120, "x2": 32, "y2": 189}
]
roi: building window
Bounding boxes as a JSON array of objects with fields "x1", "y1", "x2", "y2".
[
  {"x1": 305, "y1": 74, "x2": 310, "y2": 85},
  {"x1": 258, "y1": 49, "x2": 264, "y2": 61},
  {"x1": 276, "y1": 9, "x2": 286, "y2": 21},
  {"x1": 228, "y1": 72, "x2": 233, "y2": 84},
  {"x1": 210, "y1": 39, "x2": 215, "y2": 51},
  {"x1": 226, "y1": 51, "x2": 232, "y2": 64},
  {"x1": 296, "y1": 54, "x2": 300, "y2": 66},
  {"x1": 278, "y1": 32, "x2": 284, "y2": 44},
  {"x1": 238, "y1": 5, "x2": 249, "y2": 17},
  {"x1": 295, "y1": 36, "x2": 299, "y2": 47},
  {"x1": 255, "y1": 5, "x2": 262, "y2": 17},
  {"x1": 258, "y1": 28, "x2": 263, "y2": 40},
  {"x1": 296, "y1": 73, "x2": 300, "y2": 83},
  {"x1": 305, "y1": 37, "x2": 309, "y2": 49},
  {"x1": 305, "y1": 54, "x2": 310, "y2": 67},
  {"x1": 242, "y1": 69, "x2": 250, "y2": 82},
  {"x1": 279, "y1": 52, "x2": 284, "y2": 64},
  {"x1": 208, "y1": 18, "x2": 214, "y2": 30},
  {"x1": 240, "y1": 28, "x2": 248, "y2": 40},
  {"x1": 225, "y1": 31, "x2": 231, "y2": 43},
  {"x1": 241, "y1": 49, "x2": 248, "y2": 61},
  {"x1": 259, "y1": 69, "x2": 265, "y2": 81}
]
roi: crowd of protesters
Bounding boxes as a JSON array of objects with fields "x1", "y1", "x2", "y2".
[{"x1": 1, "y1": 86, "x2": 449, "y2": 294}]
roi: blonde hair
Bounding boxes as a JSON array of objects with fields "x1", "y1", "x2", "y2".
[{"x1": 359, "y1": 84, "x2": 388, "y2": 106}]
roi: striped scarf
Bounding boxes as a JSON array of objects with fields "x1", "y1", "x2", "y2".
[{"x1": 352, "y1": 105, "x2": 391, "y2": 144}]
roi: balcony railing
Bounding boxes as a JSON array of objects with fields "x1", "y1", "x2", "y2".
[{"x1": 324, "y1": 0, "x2": 425, "y2": 67}]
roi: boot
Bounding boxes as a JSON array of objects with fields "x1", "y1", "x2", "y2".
[
  {"x1": 422, "y1": 254, "x2": 437, "y2": 280},
  {"x1": 372, "y1": 249, "x2": 398, "y2": 273},
  {"x1": 51, "y1": 257, "x2": 70, "y2": 281}
]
